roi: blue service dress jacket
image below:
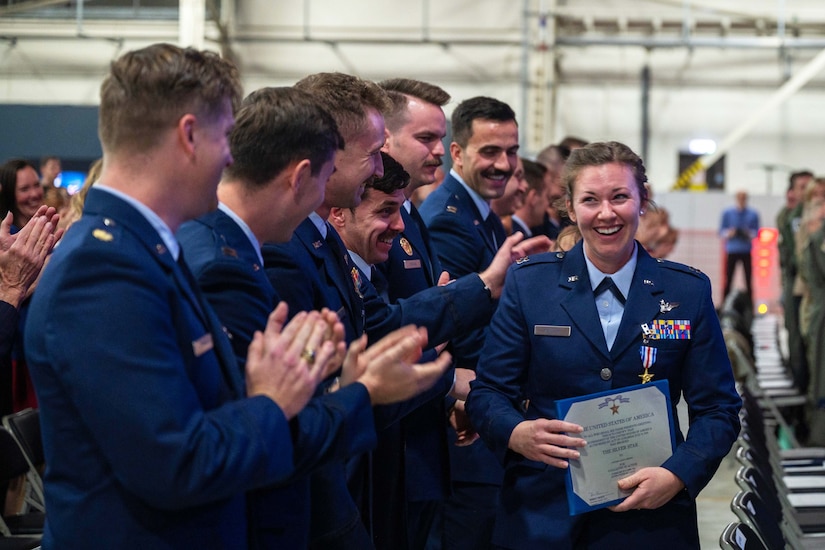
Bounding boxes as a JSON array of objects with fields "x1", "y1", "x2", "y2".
[
  {"x1": 177, "y1": 209, "x2": 377, "y2": 549},
  {"x1": 264, "y1": 212, "x2": 495, "y2": 545},
  {"x1": 466, "y1": 242, "x2": 742, "y2": 549},
  {"x1": 24, "y1": 188, "x2": 296, "y2": 549},
  {"x1": 375, "y1": 204, "x2": 451, "y2": 506},
  {"x1": 418, "y1": 173, "x2": 504, "y2": 373},
  {"x1": 262, "y1": 217, "x2": 364, "y2": 343},
  {"x1": 418, "y1": 173, "x2": 506, "y2": 487},
  {"x1": 262, "y1": 217, "x2": 375, "y2": 548}
]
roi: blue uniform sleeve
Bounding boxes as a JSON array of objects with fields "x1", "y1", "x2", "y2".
[
  {"x1": 424, "y1": 211, "x2": 493, "y2": 370},
  {"x1": 660, "y1": 275, "x2": 741, "y2": 497},
  {"x1": 465, "y1": 265, "x2": 530, "y2": 464},
  {"x1": 26, "y1": 238, "x2": 295, "y2": 510}
]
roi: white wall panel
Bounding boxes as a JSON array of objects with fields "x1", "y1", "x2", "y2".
[{"x1": 1, "y1": 0, "x2": 824, "y2": 200}]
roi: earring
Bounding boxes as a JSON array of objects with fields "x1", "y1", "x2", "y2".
[{"x1": 640, "y1": 210, "x2": 645, "y2": 215}]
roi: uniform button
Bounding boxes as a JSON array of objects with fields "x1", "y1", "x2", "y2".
[{"x1": 600, "y1": 368, "x2": 612, "y2": 381}]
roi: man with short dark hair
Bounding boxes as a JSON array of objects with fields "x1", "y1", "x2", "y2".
[
  {"x1": 379, "y1": 85, "x2": 553, "y2": 549},
  {"x1": 419, "y1": 95, "x2": 523, "y2": 550},
  {"x1": 331, "y1": 152, "x2": 410, "y2": 285}
]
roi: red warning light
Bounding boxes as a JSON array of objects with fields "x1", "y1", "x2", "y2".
[{"x1": 758, "y1": 228, "x2": 778, "y2": 244}]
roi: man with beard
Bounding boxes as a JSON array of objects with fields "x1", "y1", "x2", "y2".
[{"x1": 419, "y1": 96, "x2": 522, "y2": 550}]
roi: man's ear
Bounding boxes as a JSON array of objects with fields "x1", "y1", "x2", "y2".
[
  {"x1": 289, "y1": 159, "x2": 312, "y2": 193},
  {"x1": 328, "y1": 206, "x2": 346, "y2": 230},
  {"x1": 449, "y1": 142, "x2": 462, "y2": 167},
  {"x1": 177, "y1": 114, "x2": 198, "y2": 157},
  {"x1": 381, "y1": 128, "x2": 391, "y2": 152}
]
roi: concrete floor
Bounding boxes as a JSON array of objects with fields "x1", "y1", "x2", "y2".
[
  {"x1": 675, "y1": 395, "x2": 740, "y2": 550},
  {"x1": 696, "y1": 450, "x2": 740, "y2": 549}
]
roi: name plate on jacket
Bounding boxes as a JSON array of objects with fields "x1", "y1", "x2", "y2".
[{"x1": 534, "y1": 325, "x2": 571, "y2": 337}]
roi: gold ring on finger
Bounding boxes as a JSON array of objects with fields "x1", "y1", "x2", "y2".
[{"x1": 300, "y1": 348, "x2": 316, "y2": 365}]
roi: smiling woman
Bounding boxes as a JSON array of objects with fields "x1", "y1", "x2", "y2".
[
  {"x1": 465, "y1": 141, "x2": 742, "y2": 550},
  {"x1": 0, "y1": 159, "x2": 45, "y2": 230},
  {"x1": 564, "y1": 144, "x2": 648, "y2": 274}
]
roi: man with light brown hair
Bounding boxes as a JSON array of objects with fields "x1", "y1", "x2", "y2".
[{"x1": 25, "y1": 44, "x2": 352, "y2": 549}]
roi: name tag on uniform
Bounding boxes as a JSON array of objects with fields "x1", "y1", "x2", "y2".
[
  {"x1": 534, "y1": 325, "x2": 571, "y2": 337},
  {"x1": 403, "y1": 259, "x2": 422, "y2": 269},
  {"x1": 192, "y1": 333, "x2": 214, "y2": 357}
]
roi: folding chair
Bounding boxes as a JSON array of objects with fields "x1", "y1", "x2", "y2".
[
  {"x1": 720, "y1": 521, "x2": 768, "y2": 550},
  {"x1": 0, "y1": 429, "x2": 43, "y2": 546},
  {"x1": 731, "y1": 490, "x2": 785, "y2": 550},
  {"x1": 1, "y1": 411, "x2": 44, "y2": 514}
]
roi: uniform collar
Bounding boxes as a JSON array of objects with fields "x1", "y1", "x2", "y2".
[
  {"x1": 95, "y1": 184, "x2": 180, "y2": 260},
  {"x1": 217, "y1": 202, "x2": 263, "y2": 266},
  {"x1": 450, "y1": 168, "x2": 492, "y2": 220},
  {"x1": 308, "y1": 211, "x2": 327, "y2": 239},
  {"x1": 584, "y1": 242, "x2": 638, "y2": 300}
]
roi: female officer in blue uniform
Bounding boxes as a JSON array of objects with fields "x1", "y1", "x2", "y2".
[{"x1": 466, "y1": 141, "x2": 741, "y2": 549}]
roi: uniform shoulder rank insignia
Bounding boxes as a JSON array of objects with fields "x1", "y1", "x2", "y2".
[
  {"x1": 221, "y1": 246, "x2": 238, "y2": 258},
  {"x1": 92, "y1": 228, "x2": 113, "y2": 242},
  {"x1": 399, "y1": 237, "x2": 413, "y2": 256},
  {"x1": 350, "y1": 267, "x2": 363, "y2": 298},
  {"x1": 516, "y1": 256, "x2": 530, "y2": 265},
  {"x1": 446, "y1": 206, "x2": 458, "y2": 213}
]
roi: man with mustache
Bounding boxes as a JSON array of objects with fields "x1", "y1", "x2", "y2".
[
  {"x1": 377, "y1": 78, "x2": 454, "y2": 549},
  {"x1": 418, "y1": 95, "x2": 522, "y2": 550},
  {"x1": 329, "y1": 153, "x2": 410, "y2": 292}
]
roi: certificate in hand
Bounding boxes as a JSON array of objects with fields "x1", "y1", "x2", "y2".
[{"x1": 555, "y1": 379, "x2": 676, "y2": 515}]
